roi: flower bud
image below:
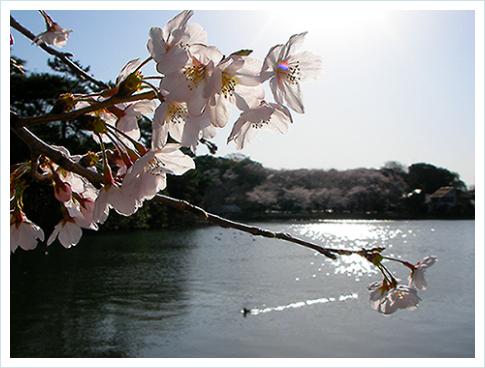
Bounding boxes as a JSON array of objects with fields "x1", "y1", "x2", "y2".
[
  {"x1": 51, "y1": 93, "x2": 76, "y2": 114},
  {"x1": 54, "y1": 181, "x2": 72, "y2": 202},
  {"x1": 117, "y1": 71, "x2": 143, "y2": 97}
]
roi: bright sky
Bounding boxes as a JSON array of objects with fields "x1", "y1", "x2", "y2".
[{"x1": 10, "y1": 9, "x2": 475, "y2": 186}]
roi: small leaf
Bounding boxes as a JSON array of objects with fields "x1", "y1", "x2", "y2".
[{"x1": 231, "y1": 49, "x2": 253, "y2": 57}]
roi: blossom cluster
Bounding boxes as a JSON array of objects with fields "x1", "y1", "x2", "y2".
[
  {"x1": 10, "y1": 10, "x2": 320, "y2": 252},
  {"x1": 368, "y1": 256, "x2": 437, "y2": 315}
]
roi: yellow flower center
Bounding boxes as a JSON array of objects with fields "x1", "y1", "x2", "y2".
[
  {"x1": 166, "y1": 103, "x2": 188, "y2": 124},
  {"x1": 183, "y1": 59, "x2": 207, "y2": 90},
  {"x1": 221, "y1": 72, "x2": 238, "y2": 98}
]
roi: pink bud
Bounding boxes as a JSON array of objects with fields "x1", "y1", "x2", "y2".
[{"x1": 54, "y1": 182, "x2": 72, "y2": 202}]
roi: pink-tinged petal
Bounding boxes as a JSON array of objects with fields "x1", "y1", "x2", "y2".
[
  {"x1": 409, "y1": 269, "x2": 428, "y2": 290},
  {"x1": 116, "y1": 58, "x2": 142, "y2": 85},
  {"x1": 417, "y1": 256, "x2": 438, "y2": 269},
  {"x1": 291, "y1": 51, "x2": 322, "y2": 80},
  {"x1": 164, "y1": 10, "x2": 193, "y2": 41},
  {"x1": 234, "y1": 84, "x2": 265, "y2": 111},
  {"x1": 152, "y1": 121, "x2": 170, "y2": 149},
  {"x1": 47, "y1": 223, "x2": 61, "y2": 246},
  {"x1": 189, "y1": 44, "x2": 223, "y2": 65},
  {"x1": 260, "y1": 70, "x2": 274, "y2": 83},
  {"x1": 235, "y1": 57, "x2": 263, "y2": 86},
  {"x1": 227, "y1": 118, "x2": 253, "y2": 150},
  {"x1": 117, "y1": 115, "x2": 140, "y2": 140},
  {"x1": 161, "y1": 71, "x2": 192, "y2": 102},
  {"x1": 269, "y1": 77, "x2": 285, "y2": 106},
  {"x1": 54, "y1": 182, "x2": 72, "y2": 203},
  {"x1": 147, "y1": 27, "x2": 165, "y2": 61},
  {"x1": 378, "y1": 298, "x2": 398, "y2": 315},
  {"x1": 208, "y1": 95, "x2": 229, "y2": 128},
  {"x1": 187, "y1": 85, "x2": 209, "y2": 116},
  {"x1": 109, "y1": 186, "x2": 139, "y2": 216},
  {"x1": 280, "y1": 80, "x2": 305, "y2": 113},
  {"x1": 266, "y1": 104, "x2": 292, "y2": 133},
  {"x1": 281, "y1": 32, "x2": 308, "y2": 61},
  {"x1": 156, "y1": 46, "x2": 190, "y2": 75},
  {"x1": 155, "y1": 146, "x2": 195, "y2": 175},
  {"x1": 58, "y1": 222, "x2": 82, "y2": 248},
  {"x1": 10, "y1": 225, "x2": 19, "y2": 253},
  {"x1": 202, "y1": 125, "x2": 216, "y2": 140},
  {"x1": 93, "y1": 188, "x2": 111, "y2": 224},
  {"x1": 262, "y1": 44, "x2": 284, "y2": 73},
  {"x1": 182, "y1": 22, "x2": 208, "y2": 45},
  {"x1": 152, "y1": 101, "x2": 181, "y2": 148},
  {"x1": 180, "y1": 113, "x2": 210, "y2": 147},
  {"x1": 168, "y1": 119, "x2": 184, "y2": 142},
  {"x1": 17, "y1": 220, "x2": 44, "y2": 251},
  {"x1": 132, "y1": 172, "x2": 167, "y2": 202},
  {"x1": 132, "y1": 99, "x2": 156, "y2": 115}
]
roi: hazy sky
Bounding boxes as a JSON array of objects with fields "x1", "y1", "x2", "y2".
[{"x1": 10, "y1": 9, "x2": 475, "y2": 185}]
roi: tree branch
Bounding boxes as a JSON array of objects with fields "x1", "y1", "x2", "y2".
[
  {"x1": 10, "y1": 114, "x2": 359, "y2": 260},
  {"x1": 10, "y1": 15, "x2": 108, "y2": 89},
  {"x1": 11, "y1": 116, "x2": 103, "y2": 187},
  {"x1": 14, "y1": 90, "x2": 157, "y2": 128},
  {"x1": 154, "y1": 195, "x2": 344, "y2": 259}
]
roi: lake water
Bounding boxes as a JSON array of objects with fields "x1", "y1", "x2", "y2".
[{"x1": 10, "y1": 220, "x2": 475, "y2": 358}]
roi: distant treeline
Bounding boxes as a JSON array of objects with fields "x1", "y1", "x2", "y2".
[{"x1": 97, "y1": 155, "x2": 473, "y2": 231}]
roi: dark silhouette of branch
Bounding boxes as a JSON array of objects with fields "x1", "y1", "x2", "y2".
[
  {"x1": 10, "y1": 114, "x2": 361, "y2": 260},
  {"x1": 11, "y1": 118, "x2": 104, "y2": 186},
  {"x1": 14, "y1": 90, "x2": 157, "y2": 128},
  {"x1": 10, "y1": 15, "x2": 108, "y2": 89}
]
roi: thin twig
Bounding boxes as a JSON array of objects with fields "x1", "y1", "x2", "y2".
[
  {"x1": 154, "y1": 195, "x2": 343, "y2": 259},
  {"x1": 10, "y1": 16, "x2": 108, "y2": 89},
  {"x1": 14, "y1": 91, "x2": 157, "y2": 128}
]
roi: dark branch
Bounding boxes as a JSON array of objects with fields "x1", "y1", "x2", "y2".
[
  {"x1": 10, "y1": 114, "x2": 355, "y2": 259},
  {"x1": 14, "y1": 91, "x2": 157, "y2": 128},
  {"x1": 11, "y1": 116, "x2": 103, "y2": 186}
]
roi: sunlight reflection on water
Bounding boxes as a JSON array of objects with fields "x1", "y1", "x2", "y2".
[
  {"x1": 250, "y1": 292, "x2": 359, "y2": 315},
  {"x1": 290, "y1": 221, "x2": 405, "y2": 279}
]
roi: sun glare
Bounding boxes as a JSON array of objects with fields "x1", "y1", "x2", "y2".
[{"x1": 262, "y1": 9, "x2": 393, "y2": 42}]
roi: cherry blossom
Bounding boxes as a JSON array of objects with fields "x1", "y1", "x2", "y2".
[
  {"x1": 110, "y1": 100, "x2": 157, "y2": 141},
  {"x1": 161, "y1": 44, "x2": 223, "y2": 116},
  {"x1": 34, "y1": 11, "x2": 71, "y2": 48},
  {"x1": 205, "y1": 54, "x2": 264, "y2": 128},
  {"x1": 369, "y1": 281, "x2": 421, "y2": 315},
  {"x1": 53, "y1": 181, "x2": 72, "y2": 202},
  {"x1": 408, "y1": 256, "x2": 438, "y2": 290},
  {"x1": 148, "y1": 10, "x2": 208, "y2": 74},
  {"x1": 10, "y1": 211, "x2": 45, "y2": 253},
  {"x1": 227, "y1": 101, "x2": 293, "y2": 149},
  {"x1": 152, "y1": 97, "x2": 211, "y2": 150},
  {"x1": 93, "y1": 184, "x2": 139, "y2": 224},
  {"x1": 93, "y1": 144, "x2": 195, "y2": 224},
  {"x1": 47, "y1": 219, "x2": 83, "y2": 249},
  {"x1": 368, "y1": 280, "x2": 390, "y2": 311},
  {"x1": 261, "y1": 32, "x2": 321, "y2": 113}
]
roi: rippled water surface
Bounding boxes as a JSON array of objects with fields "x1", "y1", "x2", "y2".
[{"x1": 11, "y1": 220, "x2": 475, "y2": 357}]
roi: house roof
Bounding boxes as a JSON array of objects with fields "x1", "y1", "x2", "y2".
[{"x1": 430, "y1": 186, "x2": 455, "y2": 199}]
